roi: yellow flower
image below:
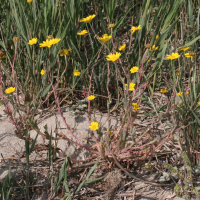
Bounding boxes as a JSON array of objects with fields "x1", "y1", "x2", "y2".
[
  {"x1": 27, "y1": 0, "x2": 32, "y2": 3},
  {"x1": 151, "y1": 45, "x2": 159, "y2": 50},
  {"x1": 165, "y1": 52, "x2": 180, "y2": 60},
  {"x1": 118, "y1": 44, "x2": 126, "y2": 51},
  {"x1": 160, "y1": 88, "x2": 167, "y2": 93},
  {"x1": 80, "y1": 14, "x2": 96, "y2": 23},
  {"x1": 148, "y1": 60, "x2": 151, "y2": 62},
  {"x1": 198, "y1": 101, "x2": 200, "y2": 105},
  {"x1": 89, "y1": 121, "x2": 99, "y2": 131},
  {"x1": 132, "y1": 102, "x2": 139, "y2": 110},
  {"x1": 77, "y1": 30, "x2": 88, "y2": 35},
  {"x1": 50, "y1": 38, "x2": 61, "y2": 45},
  {"x1": 28, "y1": 38, "x2": 37, "y2": 45},
  {"x1": 179, "y1": 46, "x2": 190, "y2": 51},
  {"x1": 97, "y1": 34, "x2": 111, "y2": 43},
  {"x1": 40, "y1": 69, "x2": 45, "y2": 75},
  {"x1": 176, "y1": 71, "x2": 180, "y2": 76},
  {"x1": 186, "y1": 91, "x2": 189, "y2": 95},
  {"x1": 125, "y1": 83, "x2": 136, "y2": 91},
  {"x1": 73, "y1": 70, "x2": 81, "y2": 76},
  {"x1": 184, "y1": 52, "x2": 196, "y2": 58},
  {"x1": 130, "y1": 66, "x2": 139, "y2": 73},
  {"x1": 106, "y1": 52, "x2": 121, "y2": 62},
  {"x1": 130, "y1": 25, "x2": 141, "y2": 33},
  {"x1": 5, "y1": 87, "x2": 15, "y2": 94},
  {"x1": 39, "y1": 39, "x2": 52, "y2": 48},
  {"x1": 87, "y1": 95, "x2": 96, "y2": 101},
  {"x1": 107, "y1": 129, "x2": 112, "y2": 135},
  {"x1": 177, "y1": 92, "x2": 183, "y2": 97},
  {"x1": 58, "y1": 49, "x2": 72, "y2": 56},
  {"x1": 156, "y1": 35, "x2": 159, "y2": 40}
]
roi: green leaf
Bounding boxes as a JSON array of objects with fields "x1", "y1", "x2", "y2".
[
  {"x1": 182, "y1": 35, "x2": 200, "y2": 47},
  {"x1": 75, "y1": 160, "x2": 99, "y2": 193},
  {"x1": 191, "y1": 110, "x2": 200, "y2": 125},
  {"x1": 42, "y1": 84, "x2": 51, "y2": 97}
]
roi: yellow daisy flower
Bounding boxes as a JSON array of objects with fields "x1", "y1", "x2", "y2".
[
  {"x1": 28, "y1": 38, "x2": 37, "y2": 45},
  {"x1": 5, "y1": 87, "x2": 15, "y2": 94},
  {"x1": 151, "y1": 45, "x2": 159, "y2": 50},
  {"x1": 80, "y1": 14, "x2": 96, "y2": 23},
  {"x1": 97, "y1": 34, "x2": 111, "y2": 43},
  {"x1": 118, "y1": 44, "x2": 126, "y2": 51},
  {"x1": 50, "y1": 38, "x2": 61, "y2": 45},
  {"x1": 87, "y1": 95, "x2": 96, "y2": 101},
  {"x1": 130, "y1": 25, "x2": 141, "y2": 33},
  {"x1": 125, "y1": 83, "x2": 136, "y2": 91},
  {"x1": 107, "y1": 129, "x2": 112, "y2": 135},
  {"x1": 40, "y1": 69, "x2": 45, "y2": 75},
  {"x1": 106, "y1": 52, "x2": 121, "y2": 62},
  {"x1": 165, "y1": 52, "x2": 180, "y2": 60},
  {"x1": 184, "y1": 52, "x2": 196, "y2": 58},
  {"x1": 39, "y1": 39, "x2": 52, "y2": 48},
  {"x1": 160, "y1": 88, "x2": 167, "y2": 93},
  {"x1": 198, "y1": 101, "x2": 200, "y2": 105},
  {"x1": 132, "y1": 102, "x2": 140, "y2": 110},
  {"x1": 156, "y1": 35, "x2": 159, "y2": 40},
  {"x1": 73, "y1": 70, "x2": 81, "y2": 76},
  {"x1": 177, "y1": 92, "x2": 183, "y2": 97},
  {"x1": 178, "y1": 46, "x2": 190, "y2": 51},
  {"x1": 27, "y1": 0, "x2": 33, "y2": 3},
  {"x1": 77, "y1": 30, "x2": 88, "y2": 35},
  {"x1": 89, "y1": 121, "x2": 99, "y2": 131},
  {"x1": 130, "y1": 66, "x2": 139, "y2": 73}
]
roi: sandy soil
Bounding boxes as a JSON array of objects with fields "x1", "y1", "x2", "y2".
[{"x1": 0, "y1": 106, "x2": 184, "y2": 200}]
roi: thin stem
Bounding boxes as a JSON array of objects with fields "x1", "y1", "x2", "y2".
[{"x1": 46, "y1": 49, "x2": 98, "y2": 154}]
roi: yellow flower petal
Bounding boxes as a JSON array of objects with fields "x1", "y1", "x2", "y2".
[
  {"x1": 165, "y1": 52, "x2": 180, "y2": 60},
  {"x1": 89, "y1": 121, "x2": 99, "y2": 131},
  {"x1": 179, "y1": 46, "x2": 190, "y2": 51},
  {"x1": 132, "y1": 102, "x2": 140, "y2": 110},
  {"x1": 177, "y1": 92, "x2": 183, "y2": 97},
  {"x1": 73, "y1": 70, "x2": 81, "y2": 76},
  {"x1": 39, "y1": 39, "x2": 52, "y2": 48},
  {"x1": 130, "y1": 25, "x2": 141, "y2": 33},
  {"x1": 87, "y1": 95, "x2": 96, "y2": 100},
  {"x1": 118, "y1": 44, "x2": 126, "y2": 51},
  {"x1": 106, "y1": 52, "x2": 121, "y2": 62},
  {"x1": 97, "y1": 34, "x2": 111, "y2": 43},
  {"x1": 5, "y1": 87, "x2": 15, "y2": 94},
  {"x1": 130, "y1": 66, "x2": 139, "y2": 73},
  {"x1": 80, "y1": 14, "x2": 96, "y2": 23},
  {"x1": 40, "y1": 69, "x2": 45, "y2": 75},
  {"x1": 28, "y1": 38, "x2": 37, "y2": 45},
  {"x1": 77, "y1": 30, "x2": 88, "y2": 35},
  {"x1": 160, "y1": 88, "x2": 167, "y2": 93}
]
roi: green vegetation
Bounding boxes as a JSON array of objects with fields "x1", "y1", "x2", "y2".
[{"x1": 1, "y1": 0, "x2": 200, "y2": 199}]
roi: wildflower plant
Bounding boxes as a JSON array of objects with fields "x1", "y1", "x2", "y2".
[{"x1": 1, "y1": 0, "x2": 200, "y2": 198}]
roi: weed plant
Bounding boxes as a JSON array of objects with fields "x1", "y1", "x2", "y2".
[{"x1": 0, "y1": 0, "x2": 200, "y2": 198}]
